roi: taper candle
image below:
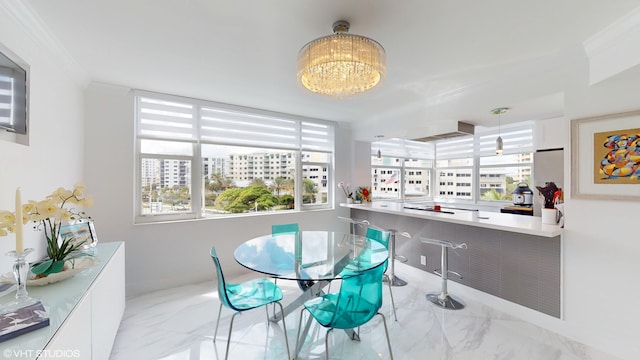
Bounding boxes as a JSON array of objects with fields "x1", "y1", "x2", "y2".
[{"x1": 15, "y1": 187, "x2": 24, "y2": 252}]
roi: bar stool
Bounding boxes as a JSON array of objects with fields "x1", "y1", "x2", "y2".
[
  {"x1": 420, "y1": 237, "x2": 467, "y2": 310},
  {"x1": 337, "y1": 216, "x2": 370, "y2": 235},
  {"x1": 386, "y1": 229, "x2": 412, "y2": 287}
]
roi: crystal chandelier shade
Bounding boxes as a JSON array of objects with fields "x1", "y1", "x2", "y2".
[{"x1": 297, "y1": 21, "x2": 386, "y2": 97}]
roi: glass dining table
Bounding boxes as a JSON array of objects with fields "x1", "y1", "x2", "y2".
[{"x1": 234, "y1": 230, "x2": 388, "y2": 351}]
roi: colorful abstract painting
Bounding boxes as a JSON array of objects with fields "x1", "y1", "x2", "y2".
[{"x1": 594, "y1": 128, "x2": 640, "y2": 184}]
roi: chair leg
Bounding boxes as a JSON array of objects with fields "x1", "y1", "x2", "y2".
[
  {"x1": 274, "y1": 301, "x2": 291, "y2": 360},
  {"x1": 224, "y1": 312, "x2": 240, "y2": 360},
  {"x1": 377, "y1": 312, "x2": 394, "y2": 360},
  {"x1": 294, "y1": 308, "x2": 307, "y2": 358},
  {"x1": 386, "y1": 279, "x2": 398, "y2": 321},
  {"x1": 324, "y1": 328, "x2": 334, "y2": 360},
  {"x1": 214, "y1": 303, "x2": 223, "y2": 341}
]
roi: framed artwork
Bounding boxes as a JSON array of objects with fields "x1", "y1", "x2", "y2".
[
  {"x1": 571, "y1": 110, "x2": 640, "y2": 200},
  {"x1": 58, "y1": 221, "x2": 98, "y2": 250}
]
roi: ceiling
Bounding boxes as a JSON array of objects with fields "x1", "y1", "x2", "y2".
[{"x1": 23, "y1": 0, "x2": 640, "y2": 140}]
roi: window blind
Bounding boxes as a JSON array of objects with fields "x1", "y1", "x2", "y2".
[
  {"x1": 136, "y1": 91, "x2": 334, "y2": 152},
  {"x1": 372, "y1": 138, "x2": 435, "y2": 159},
  {"x1": 435, "y1": 135, "x2": 475, "y2": 160},
  {"x1": 0, "y1": 69, "x2": 12, "y2": 126},
  {"x1": 476, "y1": 125, "x2": 534, "y2": 156},
  {"x1": 0, "y1": 71, "x2": 13, "y2": 125},
  {"x1": 136, "y1": 95, "x2": 196, "y2": 141}
]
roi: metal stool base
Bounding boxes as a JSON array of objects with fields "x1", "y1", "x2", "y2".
[
  {"x1": 384, "y1": 274, "x2": 408, "y2": 287},
  {"x1": 426, "y1": 292, "x2": 465, "y2": 310}
]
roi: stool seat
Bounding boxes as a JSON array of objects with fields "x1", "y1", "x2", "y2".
[{"x1": 421, "y1": 237, "x2": 467, "y2": 310}]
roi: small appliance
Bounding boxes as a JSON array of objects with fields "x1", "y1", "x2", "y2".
[{"x1": 512, "y1": 182, "x2": 533, "y2": 206}]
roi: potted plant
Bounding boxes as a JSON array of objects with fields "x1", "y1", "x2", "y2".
[{"x1": 23, "y1": 183, "x2": 94, "y2": 276}]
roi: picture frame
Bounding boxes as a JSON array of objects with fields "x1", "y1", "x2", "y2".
[
  {"x1": 58, "y1": 221, "x2": 98, "y2": 250},
  {"x1": 571, "y1": 110, "x2": 640, "y2": 200}
]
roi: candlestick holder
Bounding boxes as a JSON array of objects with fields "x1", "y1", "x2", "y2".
[{"x1": 1, "y1": 248, "x2": 37, "y2": 312}]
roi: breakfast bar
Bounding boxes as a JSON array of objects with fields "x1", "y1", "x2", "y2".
[{"x1": 341, "y1": 201, "x2": 563, "y2": 318}]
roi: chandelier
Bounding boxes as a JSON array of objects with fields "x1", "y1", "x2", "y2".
[{"x1": 297, "y1": 20, "x2": 386, "y2": 97}]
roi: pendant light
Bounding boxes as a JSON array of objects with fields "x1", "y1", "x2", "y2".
[
  {"x1": 491, "y1": 107, "x2": 509, "y2": 155},
  {"x1": 374, "y1": 135, "x2": 384, "y2": 158}
]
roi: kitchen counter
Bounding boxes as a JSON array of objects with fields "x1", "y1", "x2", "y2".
[
  {"x1": 342, "y1": 201, "x2": 563, "y2": 318},
  {"x1": 340, "y1": 201, "x2": 562, "y2": 238}
]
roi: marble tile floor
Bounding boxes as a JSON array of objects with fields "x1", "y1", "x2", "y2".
[{"x1": 110, "y1": 263, "x2": 618, "y2": 360}]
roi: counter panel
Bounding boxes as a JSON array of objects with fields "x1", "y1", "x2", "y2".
[{"x1": 351, "y1": 207, "x2": 561, "y2": 318}]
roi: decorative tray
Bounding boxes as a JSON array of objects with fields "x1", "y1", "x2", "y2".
[{"x1": 0, "y1": 257, "x2": 99, "y2": 286}]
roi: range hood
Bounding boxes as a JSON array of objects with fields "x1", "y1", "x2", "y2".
[{"x1": 412, "y1": 121, "x2": 474, "y2": 142}]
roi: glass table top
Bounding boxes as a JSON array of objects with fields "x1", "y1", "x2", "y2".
[{"x1": 234, "y1": 231, "x2": 388, "y2": 281}]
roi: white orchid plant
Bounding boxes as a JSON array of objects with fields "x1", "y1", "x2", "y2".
[{"x1": 1, "y1": 183, "x2": 94, "y2": 276}]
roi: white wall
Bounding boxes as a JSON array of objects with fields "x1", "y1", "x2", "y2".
[
  {"x1": 559, "y1": 59, "x2": 640, "y2": 360},
  {"x1": 83, "y1": 83, "x2": 353, "y2": 297},
  {"x1": 0, "y1": 8, "x2": 84, "y2": 272},
  {"x1": 5, "y1": 4, "x2": 640, "y2": 358}
]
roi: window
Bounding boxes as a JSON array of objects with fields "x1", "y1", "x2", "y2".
[
  {"x1": 135, "y1": 91, "x2": 334, "y2": 222},
  {"x1": 434, "y1": 123, "x2": 534, "y2": 202},
  {"x1": 371, "y1": 138, "x2": 434, "y2": 200},
  {"x1": 435, "y1": 135, "x2": 474, "y2": 200},
  {"x1": 477, "y1": 126, "x2": 533, "y2": 202}
]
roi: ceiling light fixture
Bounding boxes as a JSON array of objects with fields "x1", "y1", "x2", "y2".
[
  {"x1": 491, "y1": 107, "x2": 509, "y2": 155},
  {"x1": 297, "y1": 20, "x2": 386, "y2": 98}
]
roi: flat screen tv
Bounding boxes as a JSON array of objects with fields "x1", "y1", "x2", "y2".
[{"x1": 0, "y1": 44, "x2": 28, "y2": 135}]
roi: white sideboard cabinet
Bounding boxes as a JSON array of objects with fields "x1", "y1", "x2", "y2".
[{"x1": 0, "y1": 242, "x2": 125, "y2": 360}]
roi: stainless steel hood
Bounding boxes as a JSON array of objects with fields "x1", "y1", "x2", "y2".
[{"x1": 412, "y1": 121, "x2": 474, "y2": 142}]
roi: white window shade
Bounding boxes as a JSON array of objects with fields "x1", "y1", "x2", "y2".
[
  {"x1": 477, "y1": 125, "x2": 533, "y2": 157},
  {"x1": 301, "y1": 121, "x2": 334, "y2": 152},
  {"x1": 136, "y1": 95, "x2": 196, "y2": 141},
  {"x1": 372, "y1": 138, "x2": 435, "y2": 159},
  {"x1": 0, "y1": 70, "x2": 11, "y2": 125},
  {"x1": 200, "y1": 106, "x2": 300, "y2": 149},
  {"x1": 435, "y1": 135, "x2": 474, "y2": 160},
  {"x1": 136, "y1": 90, "x2": 334, "y2": 152}
]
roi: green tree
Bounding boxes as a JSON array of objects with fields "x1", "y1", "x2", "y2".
[
  {"x1": 250, "y1": 178, "x2": 267, "y2": 188},
  {"x1": 215, "y1": 186, "x2": 278, "y2": 213},
  {"x1": 208, "y1": 172, "x2": 234, "y2": 192},
  {"x1": 302, "y1": 178, "x2": 317, "y2": 204},
  {"x1": 270, "y1": 177, "x2": 288, "y2": 196},
  {"x1": 279, "y1": 194, "x2": 294, "y2": 209},
  {"x1": 480, "y1": 188, "x2": 502, "y2": 201}
]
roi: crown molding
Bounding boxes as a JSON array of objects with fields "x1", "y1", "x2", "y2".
[
  {"x1": 583, "y1": 6, "x2": 640, "y2": 54},
  {"x1": 0, "y1": 0, "x2": 89, "y2": 87},
  {"x1": 583, "y1": 6, "x2": 640, "y2": 84}
]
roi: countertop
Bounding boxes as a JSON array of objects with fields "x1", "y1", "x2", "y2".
[{"x1": 341, "y1": 201, "x2": 562, "y2": 238}]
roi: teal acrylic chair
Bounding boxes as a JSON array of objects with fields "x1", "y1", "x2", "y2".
[
  {"x1": 365, "y1": 227, "x2": 398, "y2": 321},
  {"x1": 272, "y1": 223, "x2": 299, "y2": 235},
  {"x1": 295, "y1": 262, "x2": 393, "y2": 360},
  {"x1": 210, "y1": 246, "x2": 291, "y2": 360}
]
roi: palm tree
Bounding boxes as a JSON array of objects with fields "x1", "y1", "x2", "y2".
[
  {"x1": 209, "y1": 172, "x2": 234, "y2": 192},
  {"x1": 270, "y1": 176, "x2": 288, "y2": 196},
  {"x1": 250, "y1": 178, "x2": 267, "y2": 188},
  {"x1": 302, "y1": 178, "x2": 317, "y2": 203}
]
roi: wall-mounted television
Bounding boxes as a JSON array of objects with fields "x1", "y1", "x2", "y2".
[{"x1": 0, "y1": 43, "x2": 28, "y2": 135}]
